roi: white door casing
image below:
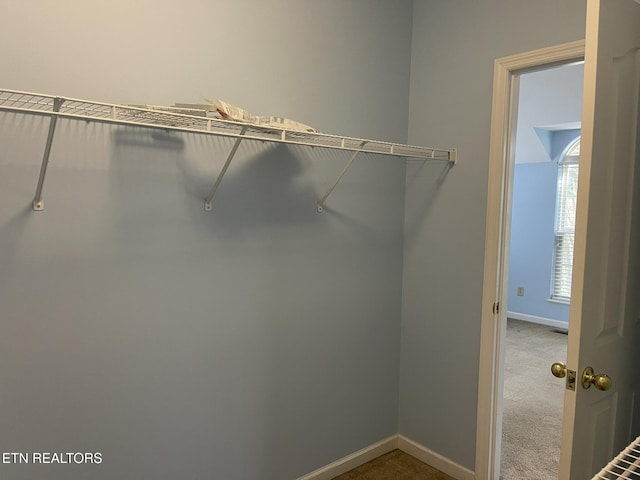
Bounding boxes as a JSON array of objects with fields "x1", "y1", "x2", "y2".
[
  {"x1": 559, "y1": 0, "x2": 640, "y2": 477},
  {"x1": 476, "y1": 40, "x2": 585, "y2": 480},
  {"x1": 477, "y1": 1, "x2": 640, "y2": 478}
]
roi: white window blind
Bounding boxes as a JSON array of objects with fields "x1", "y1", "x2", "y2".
[{"x1": 552, "y1": 139, "x2": 580, "y2": 303}]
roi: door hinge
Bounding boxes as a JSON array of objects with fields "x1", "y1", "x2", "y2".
[{"x1": 492, "y1": 302, "x2": 500, "y2": 315}]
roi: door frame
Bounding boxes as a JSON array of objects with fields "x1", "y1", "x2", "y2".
[{"x1": 475, "y1": 40, "x2": 585, "y2": 480}]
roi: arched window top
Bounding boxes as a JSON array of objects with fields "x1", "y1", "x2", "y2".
[{"x1": 563, "y1": 136, "x2": 580, "y2": 162}]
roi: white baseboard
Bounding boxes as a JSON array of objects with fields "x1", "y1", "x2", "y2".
[
  {"x1": 397, "y1": 435, "x2": 475, "y2": 480},
  {"x1": 298, "y1": 434, "x2": 475, "y2": 480},
  {"x1": 507, "y1": 311, "x2": 568, "y2": 330},
  {"x1": 296, "y1": 435, "x2": 398, "y2": 480}
]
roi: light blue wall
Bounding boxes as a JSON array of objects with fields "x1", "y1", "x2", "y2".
[
  {"x1": 0, "y1": 1, "x2": 593, "y2": 477},
  {"x1": 507, "y1": 64, "x2": 583, "y2": 324},
  {"x1": 1, "y1": 0, "x2": 412, "y2": 144},
  {"x1": 508, "y1": 162, "x2": 569, "y2": 322},
  {"x1": 401, "y1": 0, "x2": 587, "y2": 471},
  {"x1": 514, "y1": 64, "x2": 584, "y2": 165},
  {"x1": 0, "y1": 1, "x2": 413, "y2": 479}
]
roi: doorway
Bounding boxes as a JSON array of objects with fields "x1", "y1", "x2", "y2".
[
  {"x1": 479, "y1": 4, "x2": 640, "y2": 477},
  {"x1": 474, "y1": 40, "x2": 585, "y2": 480},
  {"x1": 499, "y1": 64, "x2": 583, "y2": 479}
]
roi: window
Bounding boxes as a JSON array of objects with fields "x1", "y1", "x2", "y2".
[{"x1": 552, "y1": 137, "x2": 580, "y2": 303}]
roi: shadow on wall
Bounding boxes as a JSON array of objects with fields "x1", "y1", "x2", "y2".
[
  {"x1": 197, "y1": 143, "x2": 318, "y2": 232},
  {"x1": 403, "y1": 159, "x2": 453, "y2": 248},
  {"x1": 0, "y1": 205, "x2": 33, "y2": 286},
  {"x1": 105, "y1": 126, "x2": 405, "y2": 478},
  {"x1": 110, "y1": 128, "x2": 320, "y2": 237},
  {"x1": 113, "y1": 128, "x2": 187, "y2": 152},
  {"x1": 0, "y1": 117, "x2": 405, "y2": 479},
  {"x1": 109, "y1": 127, "x2": 399, "y2": 246}
]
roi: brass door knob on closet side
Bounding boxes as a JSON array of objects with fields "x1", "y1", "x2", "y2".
[
  {"x1": 551, "y1": 362, "x2": 567, "y2": 378},
  {"x1": 582, "y1": 366, "x2": 612, "y2": 391}
]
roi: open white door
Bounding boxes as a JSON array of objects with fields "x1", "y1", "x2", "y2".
[{"x1": 558, "y1": 0, "x2": 640, "y2": 477}]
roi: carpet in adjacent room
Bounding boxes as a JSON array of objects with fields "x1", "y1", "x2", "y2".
[{"x1": 500, "y1": 318, "x2": 567, "y2": 479}]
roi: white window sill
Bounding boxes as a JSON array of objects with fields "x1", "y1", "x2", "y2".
[{"x1": 548, "y1": 297, "x2": 570, "y2": 305}]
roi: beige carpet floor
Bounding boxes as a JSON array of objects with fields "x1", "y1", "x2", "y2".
[
  {"x1": 500, "y1": 318, "x2": 567, "y2": 479},
  {"x1": 331, "y1": 449, "x2": 455, "y2": 480}
]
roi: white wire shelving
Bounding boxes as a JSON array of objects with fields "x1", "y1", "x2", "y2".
[
  {"x1": 592, "y1": 436, "x2": 640, "y2": 479},
  {"x1": 0, "y1": 89, "x2": 457, "y2": 212}
]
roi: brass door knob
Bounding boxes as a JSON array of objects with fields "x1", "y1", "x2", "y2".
[
  {"x1": 581, "y1": 366, "x2": 612, "y2": 391},
  {"x1": 551, "y1": 362, "x2": 567, "y2": 378}
]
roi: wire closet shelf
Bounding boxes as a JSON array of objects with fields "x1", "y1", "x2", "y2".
[
  {"x1": 592, "y1": 436, "x2": 640, "y2": 479},
  {"x1": 0, "y1": 88, "x2": 457, "y2": 212},
  {"x1": 0, "y1": 89, "x2": 456, "y2": 160}
]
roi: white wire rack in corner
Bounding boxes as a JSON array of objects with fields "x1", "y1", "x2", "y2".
[
  {"x1": 593, "y1": 436, "x2": 640, "y2": 479},
  {"x1": 0, "y1": 89, "x2": 457, "y2": 212}
]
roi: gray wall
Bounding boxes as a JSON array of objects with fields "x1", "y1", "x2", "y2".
[
  {"x1": 0, "y1": 1, "x2": 413, "y2": 479},
  {"x1": 400, "y1": 0, "x2": 587, "y2": 470}
]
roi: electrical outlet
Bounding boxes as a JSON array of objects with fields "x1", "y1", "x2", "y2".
[{"x1": 517, "y1": 286, "x2": 525, "y2": 296}]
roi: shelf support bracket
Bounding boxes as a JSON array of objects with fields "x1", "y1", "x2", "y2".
[
  {"x1": 204, "y1": 126, "x2": 248, "y2": 211},
  {"x1": 32, "y1": 97, "x2": 64, "y2": 211},
  {"x1": 317, "y1": 142, "x2": 367, "y2": 213},
  {"x1": 449, "y1": 147, "x2": 458, "y2": 165}
]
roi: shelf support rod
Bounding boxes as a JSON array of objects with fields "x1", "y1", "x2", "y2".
[
  {"x1": 204, "y1": 126, "x2": 248, "y2": 211},
  {"x1": 317, "y1": 141, "x2": 366, "y2": 213},
  {"x1": 32, "y1": 97, "x2": 64, "y2": 211}
]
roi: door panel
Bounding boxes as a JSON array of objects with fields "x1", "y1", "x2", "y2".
[
  {"x1": 590, "y1": 394, "x2": 616, "y2": 474},
  {"x1": 559, "y1": 0, "x2": 640, "y2": 478}
]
